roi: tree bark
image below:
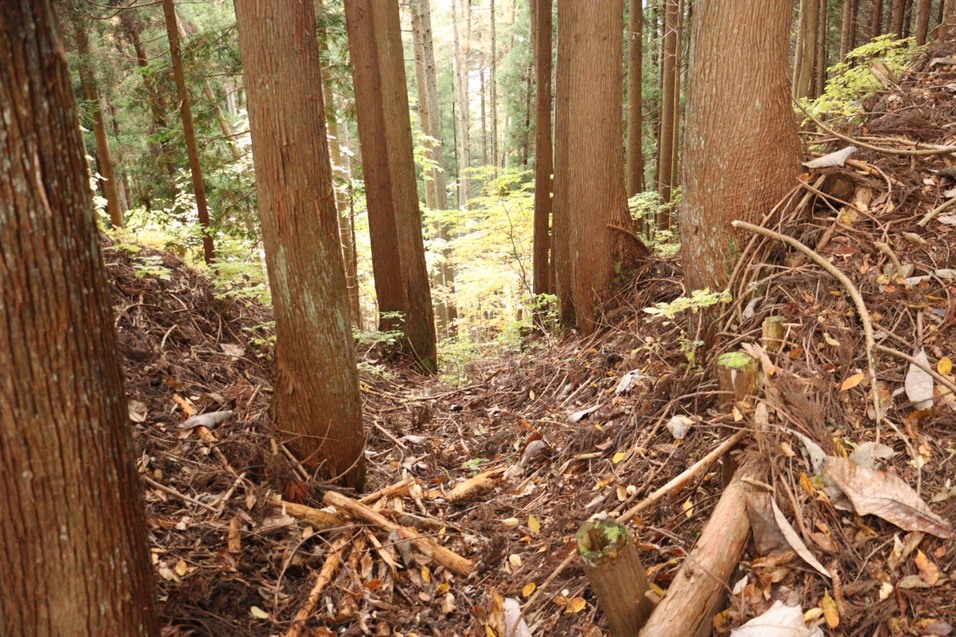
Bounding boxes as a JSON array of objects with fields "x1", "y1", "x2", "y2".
[
  {"x1": 490, "y1": 0, "x2": 499, "y2": 169},
  {"x1": 346, "y1": 0, "x2": 438, "y2": 372},
  {"x1": 793, "y1": 0, "x2": 820, "y2": 99},
  {"x1": 627, "y1": 0, "x2": 645, "y2": 197},
  {"x1": 870, "y1": 0, "x2": 885, "y2": 39},
  {"x1": 1, "y1": 2, "x2": 159, "y2": 634},
  {"x1": 558, "y1": 0, "x2": 648, "y2": 334},
  {"x1": 841, "y1": 0, "x2": 858, "y2": 58},
  {"x1": 657, "y1": 0, "x2": 678, "y2": 215},
  {"x1": 67, "y1": 0, "x2": 124, "y2": 227},
  {"x1": 891, "y1": 0, "x2": 908, "y2": 36},
  {"x1": 162, "y1": 0, "x2": 215, "y2": 264},
  {"x1": 233, "y1": 0, "x2": 367, "y2": 488},
  {"x1": 680, "y1": 0, "x2": 800, "y2": 294},
  {"x1": 815, "y1": 0, "x2": 828, "y2": 97},
  {"x1": 410, "y1": 0, "x2": 456, "y2": 338},
  {"x1": 532, "y1": 0, "x2": 553, "y2": 296},
  {"x1": 552, "y1": 0, "x2": 573, "y2": 325},
  {"x1": 452, "y1": 0, "x2": 472, "y2": 206},
  {"x1": 915, "y1": 0, "x2": 931, "y2": 43}
]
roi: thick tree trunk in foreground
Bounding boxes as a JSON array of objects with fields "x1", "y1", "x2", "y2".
[
  {"x1": 0, "y1": 2, "x2": 159, "y2": 634},
  {"x1": 627, "y1": 0, "x2": 645, "y2": 197},
  {"x1": 680, "y1": 0, "x2": 800, "y2": 293},
  {"x1": 234, "y1": 0, "x2": 367, "y2": 488},
  {"x1": 532, "y1": 0, "x2": 553, "y2": 296},
  {"x1": 558, "y1": 0, "x2": 647, "y2": 334},
  {"x1": 67, "y1": 0, "x2": 123, "y2": 227},
  {"x1": 346, "y1": 0, "x2": 438, "y2": 371},
  {"x1": 162, "y1": 0, "x2": 215, "y2": 264}
]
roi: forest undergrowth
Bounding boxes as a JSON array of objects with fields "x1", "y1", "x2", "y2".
[{"x1": 116, "y1": 39, "x2": 956, "y2": 637}]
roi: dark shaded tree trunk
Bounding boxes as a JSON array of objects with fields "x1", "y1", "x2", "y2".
[
  {"x1": 233, "y1": 0, "x2": 367, "y2": 487},
  {"x1": 162, "y1": 0, "x2": 215, "y2": 264},
  {"x1": 627, "y1": 0, "x2": 645, "y2": 197},
  {"x1": 841, "y1": 0, "x2": 858, "y2": 58},
  {"x1": 0, "y1": 2, "x2": 159, "y2": 633},
  {"x1": 870, "y1": 0, "x2": 885, "y2": 38},
  {"x1": 891, "y1": 0, "x2": 907, "y2": 36},
  {"x1": 346, "y1": 0, "x2": 438, "y2": 371},
  {"x1": 815, "y1": 0, "x2": 829, "y2": 97},
  {"x1": 681, "y1": 0, "x2": 800, "y2": 293},
  {"x1": 67, "y1": 0, "x2": 123, "y2": 227},
  {"x1": 532, "y1": 0, "x2": 553, "y2": 296},
  {"x1": 556, "y1": 0, "x2": 648, "y2": 333}
]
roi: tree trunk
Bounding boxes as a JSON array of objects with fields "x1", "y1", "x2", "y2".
[
  {"x1": 870, "y1": 0, "x2": 885, "y2": 38},
  {"x1": 233, "y1": 0, "x2": 367, "y2": 487},
  {"x1": 162, "y1": 0, "x2": 215, "y2": 264},
  {"x1": 119, "y1": 9, "x2": 176, "y2": 181},
  {"x1": 558, "y1": 0, "x2": 648, "y2": 334},
  {"x1": 490, "y1": 0, "x2": 499, "y2": 169},
  {"x1": 793, "y1": 0, "x2": 819, "y2": 99},
  {"x1": 552, "y1": 0, "x2": 573, "y2": 325},
  {"x1": 532, "y1": 0, "x2": 553, "y2": 296},
  {"x1": 1, "y1": 2, "x2": 159, "y2": 634},
  {"x1": 841, "y1": 0, "x2": 858, "y2": 58},
  {"x1": 891, "y1": 0, "x2": 907, "y2": 35},
  {"x1": 67, "y1": 0, "x2": 124, "y2": 227},
  {"x1": 410, "y1": 0, "x2": 456, "y2": 337},
  {"x1": 346, "y1": 0, "x2": 438, "y2": 372},
  {"x1": 657, "y1": 0, "x2": 678, "y2": 215},
  {"x1": 316, "y1": 0, "x2": 361, "y2": 326},
  {"x1": 522, "y1": 54, "x2": 534, "y2": 166},
  {"x1": 452, "y1": 0, "x2": 471, "y2": 206},
  {"x1": 915, "y1": 0, "x2": 932, "y2": 42},
  {"x1": 668, "y1": 0, "x2": 682, "y2": 200},
  {"x1": 627, "y1": 0, "x2": 645, "y2": 197},
  {"x1": 480, "y1": 62, "x2": 488, "y2": 165},
  {"x1": 680, "y1": 0, "x2": 800, "y2": 294},
  {"x1": 815, "y1": 0, "x2": 828, "y2": 97}
]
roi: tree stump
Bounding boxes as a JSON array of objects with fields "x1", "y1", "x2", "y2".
[{"x1": 576, "y1": 519, "x2": 654, "y2": 636}]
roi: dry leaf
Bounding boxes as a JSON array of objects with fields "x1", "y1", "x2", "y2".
[
  {"x1": 821, "y1": 590, "x2": 839, "y2": 628},
  {"x1": 915, "y1": 550, "x2": 941, "y2": 586},
  {"x1": 612, "y1": 451, "x2": 628, "y2": 464},
  {"x1": 879, "y1": 581, "x2": 894, "y2": 600},
  {"x1": 528, "y1": 516, "x2": 541, "y2": 536},
  {"x1": 840, "y1": 372, "x2": 865, "y2": 391},
  {"x1": 502, "y1": 597, "x2": 532, "y2": 636},
  {"x1": 521, "y1": 582, "x2": 536, "y2": 597},
  {"x1": 730, "y1": 600, "x2": 824, "y2": 637},
  {"x1": 939, "y1": 357, "x2": 953, "y2": 376},
  {"x1": 441, "y1": 592, "x2": 456, "y2": 614},
  {"x1": 666, "y1": 415, "x2": 693, "y2": 440},
  {"x1": 905, "y1": 349, "x2": 935, "y2": 410},
  {"x1": 803, "y1": 146, "x2": 857, "y2": 168},
  {"x1": 770, "y1": 497, "x2": 831, "y2": 579},
  {"x1": 249, "y1": 606, "x2": 269, "y2": 619},
  {"x1": 823, "y1": 457, "x2": 954, "y2": 538}
]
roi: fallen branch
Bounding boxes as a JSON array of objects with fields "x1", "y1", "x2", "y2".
[
  {"x1": 524, "y1": 429, "x2": 748, "y2": 614},
  {"x1": 639, "y1": 454, "x2": 767, "y2": 636},
  {"x1": 269, "y1": 497, "x2": 344, "y2": 530},
  {"x1": 142, "y1": 473, "x2": 218, "y2": 513},
  {"x1": 917, "y1": 195, "x2": 956, "y2": 227},
  {"x1": 177, "y1": 409, "x2": 234, "y2": 430},
  {"x1": 324, "y1": 490, "x2": 474, "y2": 576},
  {"x1": 446, "y1": 467, "x2": 505, "y2": 503},
  {"x1": 284, "y1": 534, "x2": 350, "y2": 637},
  {"x1": 732, "y1": 220, "x2": 884, "y2": 437}
]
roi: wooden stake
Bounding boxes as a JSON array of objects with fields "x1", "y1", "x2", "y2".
[
  {"x1": 577, "y1": 520, "x2": 654, "y2": 636},
  {"x1": 761, "y1": 315, "x2": 786, "y2": 353},
  {"x1": 716, "y1": 351, "x2": 761, "y2": 410}
]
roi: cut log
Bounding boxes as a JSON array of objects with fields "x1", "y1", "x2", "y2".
[
  {"x1": 638, "y1": 454, "x2": 768, "y2": 637},
  {"x1": 761, "y1": 315, "x2": 786, "y2": 353},
  {"x1": 717, "y1": 351, "x2": 761, "y2": 409},
  {"x1": 577, "y1": 519, "x2": 654, "y2": 636}
]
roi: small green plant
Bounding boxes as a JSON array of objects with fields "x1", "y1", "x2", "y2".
[
  {"x1": 803, "y1": 35, "x2": 919, "y2": 120},
  {"x1": 461, "y1": 457, "x2": 487, "y2": 471},
  {"x1": 243, "y1": 321, "x2": 276, "y2": 352},
  {"x1": 133, "y1": 255, "x2": 172, "y2": 281},
  {"x1": 644, "y1": 288, "x2": 731, "y2": 320},
  {"x1": 628, "y1": 190, "x2": 681, "y2": 257}
]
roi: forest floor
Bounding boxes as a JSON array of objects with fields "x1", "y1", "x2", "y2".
[{"x1": 114, "y1": 40, "x2": 956, "y2": 637}]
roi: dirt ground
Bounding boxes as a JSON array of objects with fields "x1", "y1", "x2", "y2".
[{"x1": 113, "y1": 38, "x2": 956, "y2": 637}]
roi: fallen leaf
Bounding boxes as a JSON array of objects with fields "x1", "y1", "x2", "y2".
[
  {"x1": 522, "y1": 582, "x2": 536, "y2": 597},
  {"x1": 730, "y1": 600, "x2": 824, "y2": 637},
  {"x1": 905, "y1": 349, "x2": 935, "y2": 410},
  {"x1": 803, "y1": 146, "x2": 857, "y2": 168},
  {"x1": 441, "y1": 592, "x2": 456, "y2": 614},
  {"x1": 823, "y1": 457, "x2": 954, "y2": 538},
  {"x1": 528, "y1": 515, "x2": 541, "y2": 536},
  {"x1": 939, "y1": 357, "x2": 953, "y2": 376},
  {"x1": 612, "y1": 451, "x2": 628, "y2": 464},
  {"x1": 915, "y1": 550, "x2": 941, "y2": 586},
  {"x1": 879, "y1": 581, "x2": 894, "y2": 600},
  {"x1": 666, "y1": 415, "x2": 693, "y2": 440},
  {"x1": 841, "y1": 372, "x2": 865, "y2": 391},
  {"x1": 569, "y1": 404, "x2": 601, "y2": 423},
  {"x1": 822, "y1": 590, "x2": 839, "y2": 628},
  {"x1": 503, "y1": 597, "x2": 532, "y2": 636},
  {"x1": 128, "y1": 399, "x2": 148, "y2": 423},
  {"x1": 249, "y1": 606, "x2": 269, "y2": 619},
  {"x1": 770, "y1": 497, "x2": 831, "y2": 579}
]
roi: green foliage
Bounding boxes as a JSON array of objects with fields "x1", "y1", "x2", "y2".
[
  {"x1": 644, "y1": 288, "x2": 731, "y2": 320},
  {"x1": 133, "y1": 255, "x2": 173, "y2": 281},
  {"x1": 628, "y1": 190, "x2": 681, "y2": 257},
  {"x1": 802, "y1": 35, "x2": 920, "y2": 120}
]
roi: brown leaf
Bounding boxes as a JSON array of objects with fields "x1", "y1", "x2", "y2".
[
  {"x1": 915, "y1": 550, "x2": 941, "y2": 586},
  {"x1": 823, "y1": 457, "x2": 954, "y2": 538}
]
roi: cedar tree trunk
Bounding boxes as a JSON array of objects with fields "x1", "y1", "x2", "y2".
[
  {"x1": 680, "y1": 0, "x2": 801, "y2": 293},
  {"x1": 532, "y1": 0, "x2": 554, "y2": 296},
  {"x1": 233, "y1": 0, "x2": 367, "y2": 488},
  {"x1": 0, "y1": 2, "x2": 159, "y2": 633},
  {"x1": 627, "y1": 0, "x2": 645, "y2": 197}
]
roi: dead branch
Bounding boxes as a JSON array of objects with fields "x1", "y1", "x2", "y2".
[{"x1": 284, "y1": 534, "x2": 350, "y2": 637}]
